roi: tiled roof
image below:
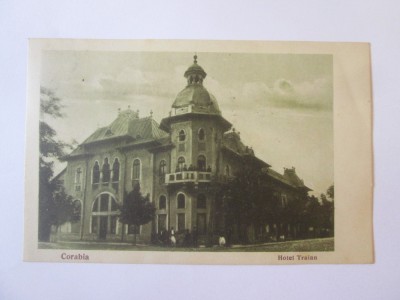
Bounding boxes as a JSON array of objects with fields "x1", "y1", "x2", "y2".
[
  {"x1": 67, "y1": 109, "x2": 168, "y2": 158},
  {"x1": 173, "y1": 85, "x2": 221, "y2": 114},
  {"x1": 222, "y1": 131, "x2": 270, "y2": 167},
  {"x1": 82, "y1": 111, "x2": 167, "y2": 145},
  {"x1": 222, "y1": 131, "x2": 251, "y2": 156},
  {"x1": 265, "y1": 168, "x2": 294, "y2": 187},
  {"x1": 265, "y1": 167, "x2": 311, "y2": 191},
  {"x1": 67, "y1": 146, "x2": 86, "y2": 158}
]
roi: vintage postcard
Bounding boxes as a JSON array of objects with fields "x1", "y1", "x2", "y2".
[{"x1": 24, "y1": 39, "x2": 373, "y2": 264}]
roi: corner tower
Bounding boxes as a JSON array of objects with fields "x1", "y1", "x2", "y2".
[
  {"x1": 160, "y1": 55, "x2": 231, "y2": 179},
  {"x1": 159, "y1": 55, "x2": 232, "y2": 235}
]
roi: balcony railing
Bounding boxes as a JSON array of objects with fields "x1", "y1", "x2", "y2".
[{"x1": 165, "y1": 171, "x2": 212, "y2": 185}]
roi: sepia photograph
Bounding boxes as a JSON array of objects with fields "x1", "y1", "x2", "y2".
[
  {"x1": 5, "y1": 0, "x2": 400, "y2": 298},
  {"x1": 25, "y1": 39, "x2": 372, "y2": 264}
]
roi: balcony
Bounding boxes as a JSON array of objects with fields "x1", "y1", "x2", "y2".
[{"x1": 165, "y1": 171, "x2": 212, "y2": 185}]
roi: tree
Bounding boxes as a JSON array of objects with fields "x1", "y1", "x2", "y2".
[
  {"x1": 322, "y1": 185, "x2": 334, "y2": 236},
  {"x1": 327, "y1": 185, "x2": 334, "y2": 201},
  {"x1": 39, "y1": 87, "x2": 73, "y2": 241},
  {"x1": 223, "y1": 158, "x2": 267, "y2": 243},
  {"x1": 119, "y1": 184, "x2": 156, "y2": 245},
  {"x1": 303, "y1": 195, "x2": 323, "y2": 238},
  {"x1": 47, "y1": 186, "x2": 76, "y2": 240}
]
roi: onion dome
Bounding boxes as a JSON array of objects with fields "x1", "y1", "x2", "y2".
[{"x1": 172, "y1": 54, "x2": 220, "y2": 115}]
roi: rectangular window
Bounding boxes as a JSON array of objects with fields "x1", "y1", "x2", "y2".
[
  {"x1": 177, "y1": 213, "x2": 185, "y2": 231},
  {"x1": 178, "y1": 143, "x2": 185, "y2": 152},
  {"x1": 75, "y1": 168, "x2": 82, "y2": 191},
  {"x1": 132, "y1": 159, "x2": 141, "y2": 180}
]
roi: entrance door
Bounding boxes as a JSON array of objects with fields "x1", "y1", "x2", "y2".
[
  {"x1": 197, "y1": 213, "x2": 207, "y2": 235},
  {"x1": 99, "y1": 216, "x2": 108, "y2": 239}
]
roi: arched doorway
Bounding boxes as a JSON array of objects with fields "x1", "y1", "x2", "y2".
[{"x1": 91, "y1": 193, "x2": 119, "y2": 239}]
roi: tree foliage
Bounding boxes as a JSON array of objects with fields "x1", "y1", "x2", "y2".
[
  {"x1": 119, "y1": 184, "x2": 156, "y2": 244},
  {"x1": 327, "y1": 185, "x2": 334, "y2": 201},
  {"x1": 222, "y1": 159, "x2": 285, "y2": 243},
  {"x1": 301, "y1": 188, "x2": 334, "y2": 238},
  {"x1": 222, "y1": 160, "x2": 333, "y2": 242},
  {"x1": 39, "y1": 87, "x2": 73, "y2": 242}
]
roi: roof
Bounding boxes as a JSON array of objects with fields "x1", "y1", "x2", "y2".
[
  {"x1": 222, "y1": 131, "x2": 309, "y2": 190},
  {"x1": 82, "y1": 109, "x2": 167, "y2": 145},
  {"x1": 172, "y1": 57, "x2": 220, "y2": 115},
  {"x1": 51, "y1": 167, "x2": 67, "y2": 183},
  {"x1": 172, "y1": 85, "x2": 221, "y2": 114},
  {"x1": 184, "y1": 62, "x2": 207, "y2": 78},
  {"x1": 265, "y1": 167, "x2": 312, "y2": 191},
  {"x1": 222, "y1": 131, "x2": 250, "y2": 156},
  {"x1": 67, "y1": 109, "x2": 168, "y2": 158},
  {"x1": 222, "y1": 131, "x2": 270, "y2": 167}
]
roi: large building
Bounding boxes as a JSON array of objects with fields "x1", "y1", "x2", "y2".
[{"x1": 57, "y1": 56, "x2": 311, "y2": 243}]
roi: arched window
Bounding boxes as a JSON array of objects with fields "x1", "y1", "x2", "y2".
[
  {"x1": 159, "y1": 195, "x2": 166, "y2": 210},
  {"x1": 197, "y1": 155, "x2": 206, "y2": 171},
  {"x1": 91, "y1": 193, "x2": 119, "y2": 238},
  {"x1": 178, "y1": 129, "x2": 186, "y2": 142},
  {"x1": 93, "y1": 161, "x2": 100, "y2": 184},
  {"x1": 112, "y1": 158, "x2": 120, "y2": 182},
  {"x1": 102, "y1": 158, "x2": 110, "y2": 183},
  {"x1": 197, "y1": 194, "x2": 206, "y2": 209},
  {"x1": 132, "y1": 159, "x2": 141, "y2": 180},
  {"x1": 177, "y1": 157, "x2": 185, "y2": 171},
  {"x1": 159, "y1": 160, "x2": 167, "y2": 176},
  {"x1": 198, "y1": 128, "x2": 205, "y2": 141},
  {"x1": 177, "y1": 193, "x2": 185, "y2": 209}
]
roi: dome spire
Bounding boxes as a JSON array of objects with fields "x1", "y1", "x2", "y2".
[{"x1": 184, "y1": 54, "x2": 207, "y2": 86}]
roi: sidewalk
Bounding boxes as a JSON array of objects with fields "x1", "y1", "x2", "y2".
[{"x1": 39, "y1": 237, "x2": 334, "y2": 252}]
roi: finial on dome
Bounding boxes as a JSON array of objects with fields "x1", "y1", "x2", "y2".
[
  {"x1": 150, "y1": 110, "x2": 153, "y2": 117},
  {"x1": 194, "y1": 53, "x2": 198, "y2": 64}
]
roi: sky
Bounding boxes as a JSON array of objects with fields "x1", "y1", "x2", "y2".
[{"x1": 41, "y1": 51, "x2": 333, "y2": 196}]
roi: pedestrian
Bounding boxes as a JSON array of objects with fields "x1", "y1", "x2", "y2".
[
  {"x1": 170, "y1": 227, "x2": 176, "y2": 247},
  {"x1": 219, "y1": 235, "x2": 226, "y2": 247}
]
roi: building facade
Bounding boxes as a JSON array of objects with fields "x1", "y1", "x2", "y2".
[{"x1": 57, "y1": 56, "x2": 311, "y2": 243}]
